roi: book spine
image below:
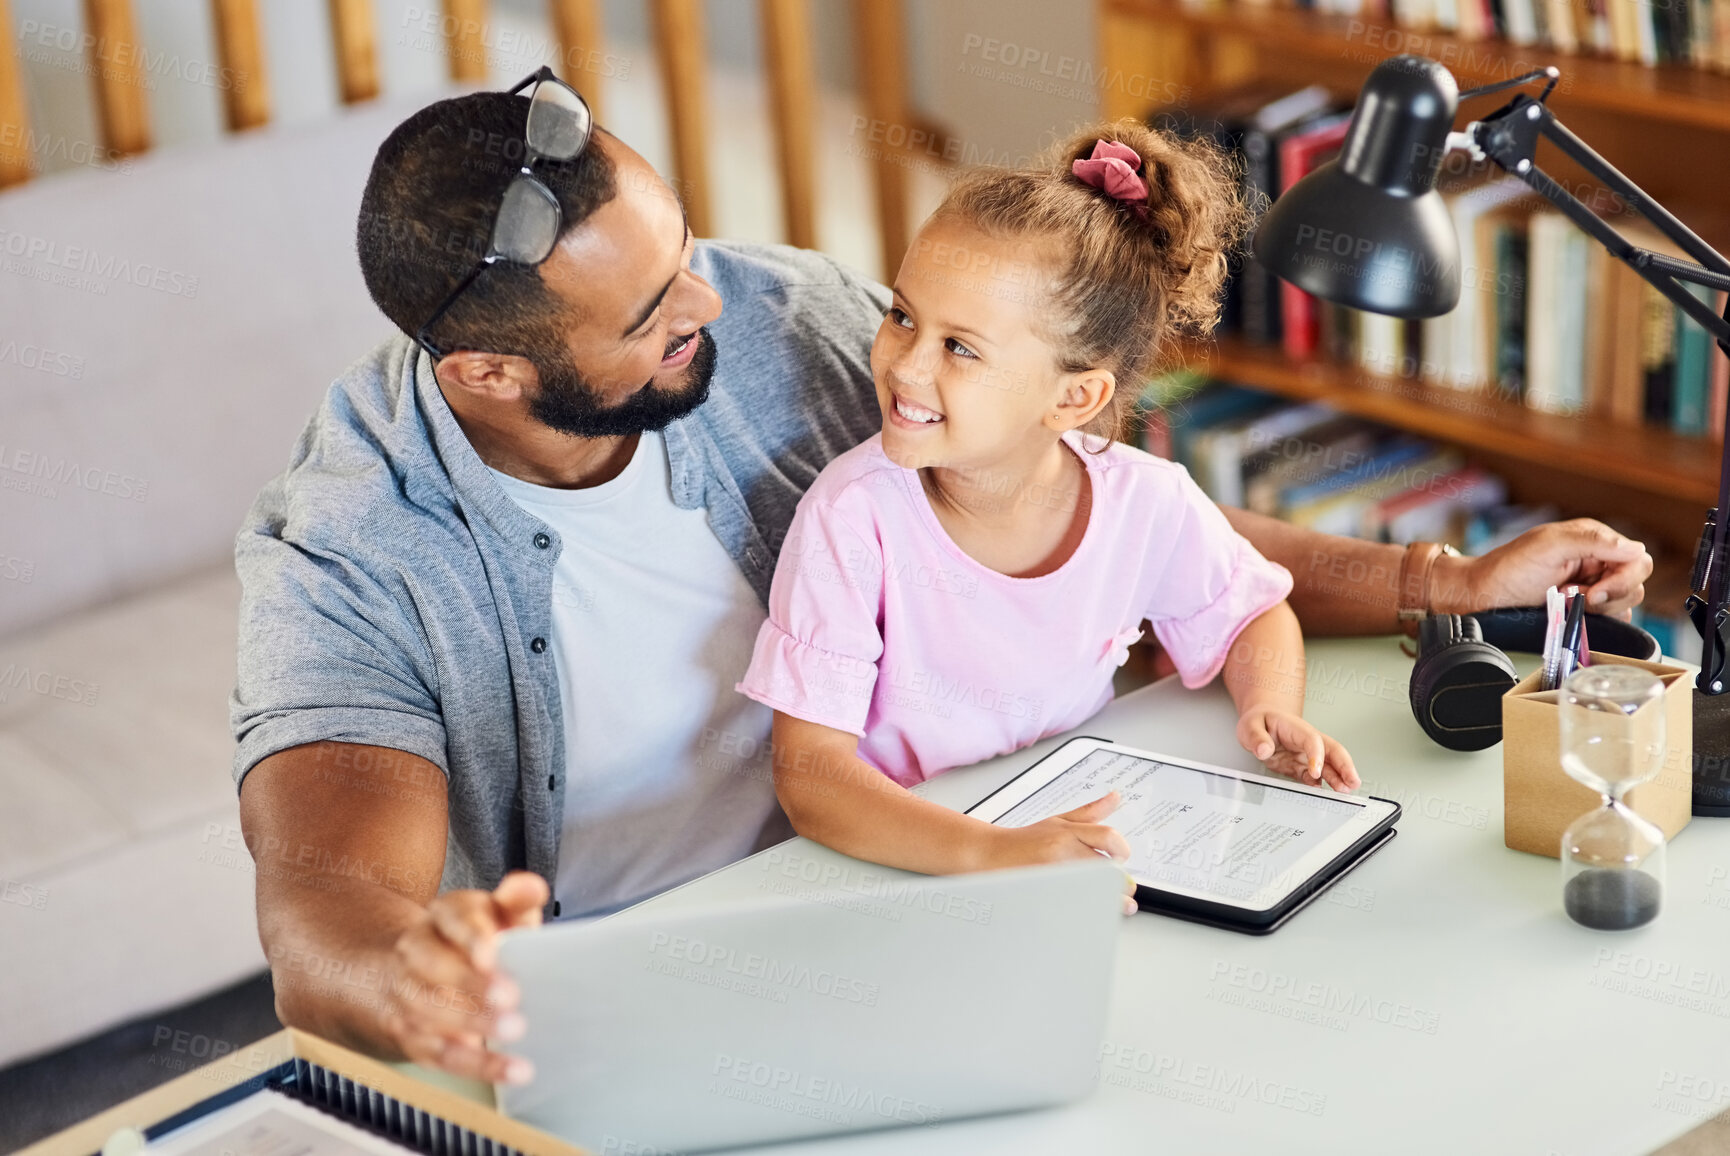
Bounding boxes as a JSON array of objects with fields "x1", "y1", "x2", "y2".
[
  {"x1": 1673, "y1": 283, "x2": 1713, "y2": 435},
  {"x1": 1240, "y1": 130, "x2": 1282, "y2": 346},
  {"x1": 1640, "y1": 285, "x2": 1678, "y2": 425},
  {"x1": 1711, "y1": 291, "x2": 1729, "y2": 443}
]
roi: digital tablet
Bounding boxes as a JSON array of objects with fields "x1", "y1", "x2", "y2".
[{"x1": 967, "y1": 737, "x2": 1400, "y2": 931}]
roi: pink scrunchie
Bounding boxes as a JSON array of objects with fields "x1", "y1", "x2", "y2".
[{"x1": 1072, "y1": 139, "x2": 1149, "y2": 219}]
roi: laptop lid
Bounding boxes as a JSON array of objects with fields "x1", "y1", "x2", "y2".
[{"x1": 494, "y1": 856, "x2": 1125, "y2": 1152}]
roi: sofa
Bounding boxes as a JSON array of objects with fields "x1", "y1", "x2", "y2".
[{"x1": 0, "y1": 91, "x2": 455, "y2": 1069}]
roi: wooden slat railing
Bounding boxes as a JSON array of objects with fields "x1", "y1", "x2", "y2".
[
  {"x1": 760, "y1": 0, "x2": 817, "y2": 250},
  {"x1": 0, "y1": 0, "x2": 31, "y2": 186},
  {"x1": 328, "y1": 0, "x2": 380, "y2": 104},
  {"x1": 854, "y1": 0, "x2": 911, "y2": 279},
  {"x1": 211, "y1": 0, "x2": 271, "y2": 131},
  {"x1": 9, "y1": 0, "x2": 914, "y2": 274},
  {"x1": 443, "y1": 0, "x2": 489, "y2": 83},
  {"x1": 649, "y1": 0, "x2": 713, "y2": 238},
  {"x1": 84, "y1": 0, "x2": 150, "y2": 156},
  {"x1": 550, "y1": 0, "x2": 606, "y2": 122}
]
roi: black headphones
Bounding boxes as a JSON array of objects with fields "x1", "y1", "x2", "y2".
[{"x1": 1409, "y1": 607, "x2": 1662, "y2": 751}]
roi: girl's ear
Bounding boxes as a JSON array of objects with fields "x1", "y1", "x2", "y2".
[{"x1": 1047, "y1": 367, "x2": 1116, "y2": 433}]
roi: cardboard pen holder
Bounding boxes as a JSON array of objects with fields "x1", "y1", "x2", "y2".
[{"x1": 1502, "y1": 651, "x2": 1693, "y2": 858}]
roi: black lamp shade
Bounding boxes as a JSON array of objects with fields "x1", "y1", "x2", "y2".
[{"x1": 1252, "y1": 55, "x2": 1464, "y2": 319}]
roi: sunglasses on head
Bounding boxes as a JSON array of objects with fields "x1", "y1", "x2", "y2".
[{"x1": 415, "y1": 65, "x2": 595, "y2": 363}]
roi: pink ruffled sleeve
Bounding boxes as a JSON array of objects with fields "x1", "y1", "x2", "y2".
[
  {"x1": 1144, "y1": 470, "x2": 1294, "y2": 689},
  {"x1": 736, "y1": 497, "x2": 884, "y2": 736}
]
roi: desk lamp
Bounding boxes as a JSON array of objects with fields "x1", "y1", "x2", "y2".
[{"x1": 1251, "y1": 55, "x2": 1730, "y2": 813}]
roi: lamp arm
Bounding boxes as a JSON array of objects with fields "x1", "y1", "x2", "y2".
[{"x1": 1469, "y1": 93, "x2": 1730, "y2": 692}]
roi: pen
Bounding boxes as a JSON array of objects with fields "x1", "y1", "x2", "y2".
[
  {"x1": 1557, "y1": 591, "x2": 1586, "y2": 686},
  {"x1": 1550, "y1": 588, "x2": 1577, "y2": 685}
]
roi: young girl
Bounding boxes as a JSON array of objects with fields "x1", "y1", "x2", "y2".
[{"x1": 736, "y1": 121, "x2": 1358, "y2": 886}]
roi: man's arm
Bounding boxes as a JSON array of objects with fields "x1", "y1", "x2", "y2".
[
  {"x1": 1220, "y1": 507, "x2": 1655, "y2": 635},
  {"x1": 239, "y1": 740, "x2": 545, "y2": 1083}
]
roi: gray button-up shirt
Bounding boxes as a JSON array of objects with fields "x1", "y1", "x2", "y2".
[{"x1": 231, "y1": 241, "x2": 888, "y2": 893}]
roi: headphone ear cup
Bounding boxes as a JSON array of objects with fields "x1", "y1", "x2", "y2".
[{"x1": 1412, "y1": 640, "x2": 1518, "y2": 751}]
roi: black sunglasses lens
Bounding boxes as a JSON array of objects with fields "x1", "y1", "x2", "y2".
[
  {"x1": 493, "y1": 177, "x2": 561, "y2": 263},
  {"x1": 526, "y1": 80, "x2": 591, "y2": 160}
]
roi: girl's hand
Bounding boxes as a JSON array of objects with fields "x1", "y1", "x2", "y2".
[
  {"x1": 985, "y1": 792, "x2": 1138, "y2": 914},
  {"x1": 1236, "y1": 708, "x2": 1360, "y2": 793}
]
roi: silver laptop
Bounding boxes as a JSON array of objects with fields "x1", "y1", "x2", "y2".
[{"x1": 494, "y1": 856, "x2": 1125, "y2": 1152}]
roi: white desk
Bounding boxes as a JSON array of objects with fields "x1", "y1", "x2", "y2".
[{"x1": 625, "y1": 637, "x2": 1730, "y2": 1156}]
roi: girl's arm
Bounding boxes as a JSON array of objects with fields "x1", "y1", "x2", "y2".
[
  {"x1": 1221, "y1": 600, "x2": 1359, "y2": 792},
  {"x1": 770, "y1": 711, "x2": 1131, "y2": 875}
]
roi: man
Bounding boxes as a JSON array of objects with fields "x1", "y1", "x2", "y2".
[{"x1": 233, "y1": 86, "x2": 1652, "y2": 1086}]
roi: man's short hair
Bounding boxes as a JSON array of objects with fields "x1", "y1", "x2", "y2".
[{"x1": 356, "y1": 91, "x2": 617, "y2": 359}]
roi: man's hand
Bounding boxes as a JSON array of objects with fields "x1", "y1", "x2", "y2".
[
  {"x1": 383, "y1": 871, "x2": 550, "y2": 1085},
  {"x1": 1435, "y1": 518, "x2": 1652, "y2": 620}
]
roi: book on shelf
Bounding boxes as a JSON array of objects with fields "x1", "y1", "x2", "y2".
[
  {"x1": 1188, "y1": 0, "x2": 1730, "y2": 71},
  {"x1": 1154, "y1": 94, "x2": 1730, "y2": 439},
  {"x1": 1673, "y1": 282, "x2": 1719, "y2": 435},
  {"x1": 1139, "y1": 380, "x2": 1700, "y2": 656},
  {"x1": 1277, "y1": 112, "x2": 1353, "y2": 361},
  {"x1": 1156, "y1": 85, "x2": 1335, "y2": 346}
]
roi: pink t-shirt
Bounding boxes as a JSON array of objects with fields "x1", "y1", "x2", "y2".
[{"x1": 736, "y1": 431, "x2": 1293, "y2": 787}]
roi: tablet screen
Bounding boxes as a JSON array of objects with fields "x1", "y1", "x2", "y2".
[{"x1": 983, "y1": 746, "x2": 1366, "y2": 903}]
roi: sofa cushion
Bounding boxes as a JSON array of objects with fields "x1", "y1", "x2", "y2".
[{"x1": 0, "y1": 92, "x2": 458, "y2": 640}]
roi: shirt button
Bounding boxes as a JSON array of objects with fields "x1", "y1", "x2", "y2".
[
  {"x1": 531, "y1": 637, "x2": 547, "y2": 654},
  {"x1": 533, "y1": 532, "x2": 551, "y2": 549}
]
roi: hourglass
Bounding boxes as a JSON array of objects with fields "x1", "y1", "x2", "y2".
[{"x1": 1559, "y1": 665, "x2": 1667, "y2": 931}]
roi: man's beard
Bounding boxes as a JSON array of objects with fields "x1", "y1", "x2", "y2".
[{"x1": 528, "y1": 327, "x2": 717, "y2": 438}]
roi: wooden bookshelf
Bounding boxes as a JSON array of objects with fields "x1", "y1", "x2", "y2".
[
  {"x1": 1185, "y1": 335, "x2": 1721, "y2": 506},
  {"x1": 1101, "y1": 0, "x2": 1728, "y2": 567}
]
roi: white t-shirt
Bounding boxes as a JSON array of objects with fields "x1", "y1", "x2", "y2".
[{"x1": 490, "y1": 430, "x2": 783, "y2": 917}]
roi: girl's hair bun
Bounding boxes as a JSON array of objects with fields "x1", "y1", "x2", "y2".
[
  {"x1": 1056, "y1": 120, "x2": 1247, "y2": 341},
  {"x1": 931, "y1": 118, "x2": 1248, "y2": 443}
]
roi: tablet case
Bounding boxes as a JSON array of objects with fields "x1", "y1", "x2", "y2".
[
  {"x1": 969, "y1": 736, "x2": 1402, "y2": 936},
  {"x1": 1135, "y1": 825, "x2": 1398, "y2": 936}
]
